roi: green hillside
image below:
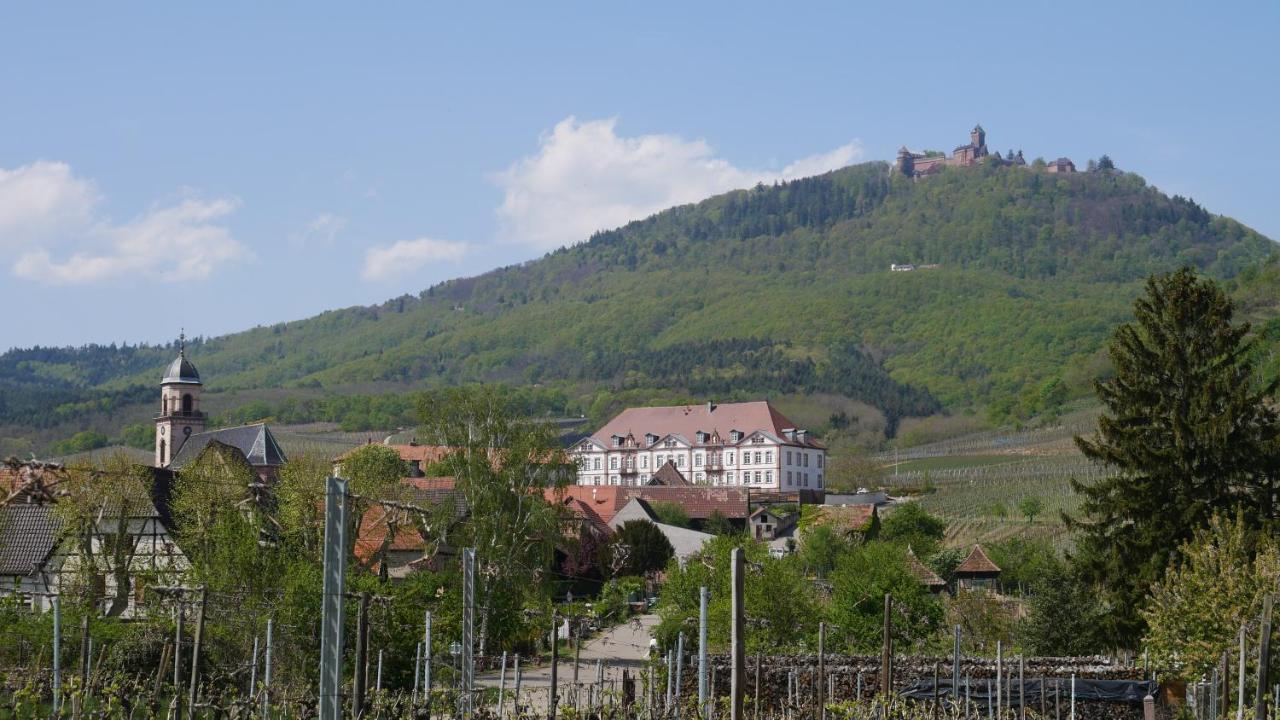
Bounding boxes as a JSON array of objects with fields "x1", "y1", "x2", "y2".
[{"x1": 2, "y1": 159, "x2": 1275, "y2": 454}]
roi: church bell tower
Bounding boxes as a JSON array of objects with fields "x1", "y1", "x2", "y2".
[{"x1": 155, "y1": 332, "x2": 205, "y2": 467}]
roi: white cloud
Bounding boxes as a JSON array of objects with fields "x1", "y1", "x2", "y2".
[
  {"x1": 0, "y1": 161, "x2": 98, "y2": 248},
  {"x1": 14, "y1": 198, "x2": 247, "y2": 285},
  {"x1": 0, "y1": 160, "x2": 247, "y2": 285},
  {"x1": 361, "y1": 237, "x2": 469, "y2": 282},
  {"x1": 291, "y1": 212, "x2": 347, "y2": 248},
  {"x1": 493, "y1": 117, "x2": 862, "y2": 250}
]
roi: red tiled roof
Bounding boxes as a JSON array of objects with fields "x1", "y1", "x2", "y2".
[
  {"x1": 955, "y1": 544, "x2": 1001, "y2": 575},
  {"x1": 405, "y1": 476, "x2": 456, "y2": 491},
  {"x1": 906, "y1": 546, "x2": 947, "y2": 587},
  {"x1": 338, "y1": 443, "x2": 455, "y2": 464},
  {"x1": 592, "y1": 401, "x2": 824, "y2": 449},
  {"x1": 648, "y1": 462, "x2": 691, "y2": 486},
  {"x1": 630, "y1": 486, "x2": 749, "y2": 519},
  {"x1": 353, "y1": 504, "x2": 426, "y2": 564},
  {"x1": 545, "y1": 485, "x2": 749, "y2": 522}
]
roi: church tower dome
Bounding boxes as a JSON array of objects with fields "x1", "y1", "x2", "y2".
[{"x1": 155, "y1": 332, "x2": 206, "y2": 467}]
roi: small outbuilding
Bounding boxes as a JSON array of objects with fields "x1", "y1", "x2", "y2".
[{"x1": 954, "y1": 544, "x2": 1001, "y2": 591}]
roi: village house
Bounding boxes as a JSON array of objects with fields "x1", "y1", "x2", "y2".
[{"x1": 569, "y1": 401, "x2": 826, "y2": 491}]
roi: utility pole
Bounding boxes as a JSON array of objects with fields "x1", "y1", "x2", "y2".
[
  {"x1": 318, "y1": 476, "x2": 349, "y2": 720},
  {"x1": 676, "y1": 631, "x2": 685, "y2": 703},
  {"x1": 1238, "y1": 626, "x2": 1247, "y2": 720},
  {"x1": 699, "y1": 586, "x2": 709, "y2": 718},
  {"x1": 187, "y1": 586, "x2": 208, "y2": 720},
  {"x1": 730, "y1": 547, "x2": 745, "y2": 720},
  {"x1": 249, "y1": 635, "x2": 259, "y2": 699},
  {"x1": 424, "y1": 611, "x2": 433, "y2": 708},
  {"x1": 52, "y1": 595, "x2": 61, "y2": 715},
  {"x1": 353, "y1": 592, "x2": 371, "y2": 717},
  {"x1": 173, "y1": 601, "x2": 184, "y2": 719},
  {"x1": 953, "y1": 626, "x2": 961, "y2": 709},
  {"x1": 498, "y1": 652, "x2": 508, "y2": 720},
  {"x1": 1256, "y1": 596, "x2": 1273, "y2": 720},
  {"x1": 880, "y1": 594, "x2": 893, "y2": 696},
  {"x1": 549, "y1": 609, "x2": 559, "y2": 720},
  {"x1": 818, "y1": 621, "x2": 826, "y2": 720},
  {"x1": 79, "y1": 613, "x2": 90, "y2": 688},
  {"x1": 462, "y1": 548, "x2": 476, "y2": 717},
  {"x1": 262, "y1": 617, "x2": 273, "y2": 720}
]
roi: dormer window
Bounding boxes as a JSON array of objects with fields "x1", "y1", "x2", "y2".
[
  {"x1": 729, "y1": 430, "x2": 742, "y2": 442},
  {"x1": 645, "y1": 433, "x2": 659, "y2": 445},
  {"x1": 611, "y1": 435, "x2": 622, "y2": 447},
  {"x1": 696, "y1": 431, "x2": 709, "y2": 443}
]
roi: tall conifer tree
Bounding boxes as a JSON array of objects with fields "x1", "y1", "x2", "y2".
[{"x1": 1069, "y1": 267, "x2": 1280, "y2": 643}]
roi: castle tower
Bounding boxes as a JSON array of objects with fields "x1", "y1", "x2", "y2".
[
  {"x1": 155, "y1": 333, "x2": 205, "y2": 467},
  {"x1": 895, "y1": 145, "x2": 915, "y2": 177},
  {"x1": 971, "y1": 124, "x2": 986, "y2": 149}
]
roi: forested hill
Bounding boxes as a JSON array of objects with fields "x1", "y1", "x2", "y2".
[{"x1": 2, "y1": 160, "x2": 1275, "y2": 447}]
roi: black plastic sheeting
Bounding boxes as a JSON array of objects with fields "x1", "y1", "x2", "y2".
[{"x1": 900, "y1": 678, "x2": 1158, "y2": 707}]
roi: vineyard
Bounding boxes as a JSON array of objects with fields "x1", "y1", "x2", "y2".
[{"x1": 876, "y1": 409, "x2": 1109, "y2": 549}]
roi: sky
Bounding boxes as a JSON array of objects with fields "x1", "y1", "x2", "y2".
[{"x1": 1, "y1": 2, "x2": 1277, "y2": 351}]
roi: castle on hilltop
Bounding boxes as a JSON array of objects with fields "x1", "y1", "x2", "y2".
[{"x1": 895, "y1": 125, "x2": 1072, "y2": 178}]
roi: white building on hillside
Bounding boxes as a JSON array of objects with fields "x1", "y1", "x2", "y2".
[{"x1": 569, "y1": 401, "x2": 826, "y2": 490}]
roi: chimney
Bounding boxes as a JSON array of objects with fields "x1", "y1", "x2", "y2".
[
  {"x1": 408, "y1": 459, "x2": 425, "y2": 478},
  {"x1": 796, "y1": 429, "x2": 807, "y2": 443}
]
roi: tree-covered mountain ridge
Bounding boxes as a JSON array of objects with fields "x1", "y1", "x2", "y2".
[{"x1": 2, "y1": 160, "x2": 1275, "y2": 441}]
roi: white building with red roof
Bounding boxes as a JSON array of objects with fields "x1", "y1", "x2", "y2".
[{"x1": 570, "y1": 401, "x2": 826, "y2": 490}]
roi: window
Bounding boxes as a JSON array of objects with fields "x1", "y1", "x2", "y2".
[
  {"x1": 677, "y1": 455, "x2": 685, "y2": 468},
  {"x1": 754, "y1": 471, "x2": 762, "y2": 483},
  {"x1": 765, "y1": 451, "x2": 773, "y2": 464},
  {"x1": 743, "y1": 453, "x2": 751, "y2": 466},
  {"x1": 182, "y1": 394, "x2": 193, "y2": 413},
  {"x1": 641, "y1": 456, "x2": 648, "y2": 469},
  {"x1": 817, "y1": 455, "x2": 824, "y2": 468},
  {"x1": 610, "y1": 457, "x2": 618, "y2": 469},
  {"x1": 695, "y1": 453, "x2": 703, "y2": 467},
  {"x1": 765, "y1": 471, "x2": 772, "y2": 483},
  {"x1": 695, "y1": 472, "x2": 704, "y2": 482},
  {"x1": 593, "y1": 458, "x2": 601, "y2": 471},
  {"x1": 656, "y1": 454, "x2": 665, "y2": 466},
  {"x1": 727, "y1": 472, "x2": 735, "y2": 483},
  {"x1": 817, "y1": 473, "x2": 823, "y2": 488},
  {"x1": 754, "y1": 452, "x2": 762, "y2": 464},
  {"x1": 803, "y1": 454, "x2": 809, "y2": 468},
  {"x1": 726, "y1": 452, "x2": 735, "y2": 465},
  {"x1": 787, "y1": 471, "x2": 792, "y2": 483},
  {"x1": 786, "y1": 450, "x2": 792, "y2": 465},
  {"x1": 163, "y1": 396, "x2": 169, "y2": 414}
]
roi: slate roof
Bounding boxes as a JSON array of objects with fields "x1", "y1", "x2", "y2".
[
  {"x1": 0, "y1": 504, "x2": 62, "y2": 577},
  {"x1": 169, "y1": 423, "x2": 288, "y2": 470},
  {"x1": 162, "y1": 353, "x2": 201, "y2": 385},
  {"x1": 955, "y1": 544, "x2": 1001, "y2": 575}
]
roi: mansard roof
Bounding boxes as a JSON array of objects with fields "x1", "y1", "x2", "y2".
[
  {"x1": 169, "y1": 423, "x2": 288, "y2": 470},
  {"x1": 592, "y1": 401, "x2": 823, "y2": 449}
]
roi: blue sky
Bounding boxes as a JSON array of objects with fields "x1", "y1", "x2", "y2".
[{"x1": 2, "y1": 2, "x2": 1277, "y2": 350}]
